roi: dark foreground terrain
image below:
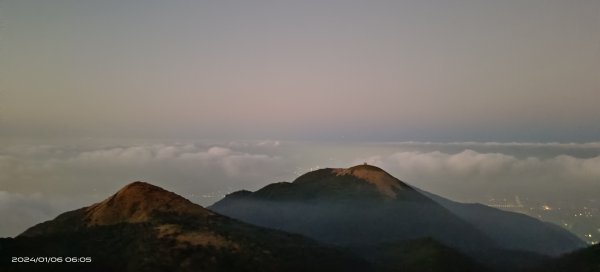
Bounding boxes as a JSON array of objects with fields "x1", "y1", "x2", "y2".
[
  {"x1": 0, "y1": 182, "x2": 368, "y2": 272},
  {"x1": 1, "y1": 165, "x2": 597, "y2": 271}
]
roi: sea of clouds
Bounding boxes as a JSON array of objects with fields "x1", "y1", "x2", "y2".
[{"x1": 1, "y1": 140, "x2": 599, "y2": 237}]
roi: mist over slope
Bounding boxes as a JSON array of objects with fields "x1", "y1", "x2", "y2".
[
  {"x1": 211, "y1": 164, "x2": 585, "y2": 265},
  {"x1": 420, "y1": 190, "x2": 584, "y2": 255},
  {"x1": 212, "y1": 165, "x2": 494, "y2": 250},
  {"x1": 209, "y1": 164, "x2": 585, "y2": 271},
  {"x1": 0, "y1": 167, "x2": 592, "y2": 272}
]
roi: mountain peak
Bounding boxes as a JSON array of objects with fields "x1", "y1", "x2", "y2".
[
  {"x1": 84, "y1": 181, "x2": 212, "y2": 226},
  {"x1": 331, "y1": 164, "x2": 412, "y2": 198},
  {"x1": 117, "y1": 181, "x2": 164, "y2": 194}
]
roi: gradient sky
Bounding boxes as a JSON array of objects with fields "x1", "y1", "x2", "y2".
[{"x1": 1, "y1": 0, "x2": 599, "y2": 141}]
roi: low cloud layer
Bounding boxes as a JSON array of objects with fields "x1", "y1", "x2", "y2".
[
  {"x1": 1, "y1": 140, "x2": 599, "y2": 237},
  {"x1": 0, "y1": 142, "x2": 287, "y2": 236},
  {"x1": 0, "y1": 143, "x2": 286, "y2": 195},
  {"x1": 354, "y1": 149, "x2": 600, "y2": 201}
]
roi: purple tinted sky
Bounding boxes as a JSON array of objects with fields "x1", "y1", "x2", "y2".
[{"x1": 1, "y1": 0, "x2": 599, "y2": 141}]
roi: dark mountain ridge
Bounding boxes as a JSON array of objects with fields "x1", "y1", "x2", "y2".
[
  {"x1": 1, "y1": 165, "x2": 591, "y2": 272},
  {"x1": 211, "y1": 164, "x2": 585, "y2": 269},
  {"x1": 20, "y1": 181, "x2": 214, "y2": 237},
  {"x1": 1, "y1": 182, "x2": 370, "y2": 272},
  {"x1": 212, "y1": 165, "x2": 495, "y2": 251}
]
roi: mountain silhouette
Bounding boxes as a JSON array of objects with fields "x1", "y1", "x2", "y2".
[
  {"x1": 20, "y1": 181, "x2": 214, "y2": 236},
  {"x1": 0, "y1": 166, "x2": 588, "y2": 272},
  {"x1": 1, "y1": 182, "x2": 369, "y2": 272},
  {"x1": 211, "y1": 164, "x2": 584, "y2": 269},
  {"x1": 212, "y1": 165, "x2": 493, "y2": 251}
]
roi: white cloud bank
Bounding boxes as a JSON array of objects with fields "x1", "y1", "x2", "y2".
[
  {"x1": 354, "y1": 149, "x2": 600, "y2": 201},
  {"x1": 0, "y1": 142, "x2": 288, "y2": 236},
  {"x1": 1, "y1": 141, "x2": 600, "y2": 237}
]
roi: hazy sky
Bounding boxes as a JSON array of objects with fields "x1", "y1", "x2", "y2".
[{"x1": 1, "y1": 0, "x2": 599, "y2": 141}]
